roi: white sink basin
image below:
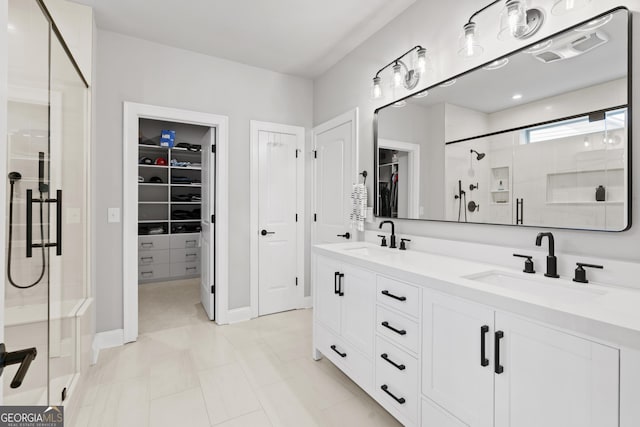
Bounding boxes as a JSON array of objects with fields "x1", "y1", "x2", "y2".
[
  {"x1": 343, "y1": 246, "x2": 397, "y2": 258},
  {"x1": 465, "y1": 270, "x2": 607, "y2": 301}
]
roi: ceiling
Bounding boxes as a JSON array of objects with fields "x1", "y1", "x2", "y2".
[{"x1": 71, "y1": 0, "x2": 416, "y2": 78}]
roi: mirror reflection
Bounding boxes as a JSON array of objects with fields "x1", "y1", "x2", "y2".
[{"x1": 375, "y1": 9, "x2": 629, "y2": 231}]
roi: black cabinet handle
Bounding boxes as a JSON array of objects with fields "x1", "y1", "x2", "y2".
[
  {"x1": 495, "y1": 331, "x2": 504, "y2": 374},
  {"x1": 380, "y1": 385, "x2": 406, "y2": 404},
  {"x1": 141, "y1": 242, "x2": 154, "y2": 248},
  {"x1": 381, "y1": 290, "x2": 406, "y2": 302},
  {"x1": 334, "y1": 272, "x2": 340, "y2": 295},
  {"x1": 480, "y1": 325, "x2": 489, "y2": 367},
  {"x1": 337, "y1": 232, "x2": 351, "y2": 239},
  {"x1": 381, "y1": 321, "x2": 406, "y2": 336},
  {"x1": 338, "y1": 273, "x2": 345, "y2": 296},
  {"x1": 381, "y1": 353, "x2": 406, "y2": 371},
  {"x1": 330, "y1": 345, "x2": 346, "y2": 358}
]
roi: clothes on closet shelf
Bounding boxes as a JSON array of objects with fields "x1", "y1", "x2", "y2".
[
  {"x1": 172, "y1": 193, "x2": 201, "y2": 202},
  {"x1": 172, "y1": 208, "x2": 201, "y2": 220},
  {"x1": 170, "y1": 158, "x2": 202, "y2": 168},
  {"x1": 379, "y1": 166, "x2": 398, "y2": 218},
  {"x1": 350, "y1": 183, "x2": 368, "y2": 232},
  {"x1": 138, "y1": 224, "x2": 167, "y2": 235}
]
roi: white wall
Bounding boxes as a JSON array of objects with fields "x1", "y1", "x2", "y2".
[
  {"x1": 314, "y1": 0, "x2": 640, "y2": 263},
  {"x1": 94, "y1": 30, "x2": 313, "y2": 332}
]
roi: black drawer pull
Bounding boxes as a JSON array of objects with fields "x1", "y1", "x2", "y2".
[
  {"x1": 334, "y1": 272, "x2": 340, "y2": 295},
  {"x1": 338, "y1": 273, "x2": 344, "y2": 296},
  {"x1": 330, "y1": 345, "x2": 346, "y2": 358},
  {"x1": 381, "y1": 290, "x2": 407, "y2": 302},
  {"x1": 381, "y1": 353, "x2": 405, "y2": 371},
  {"x1": 480, "y1": 325, "x2": 489, "y2": 367},
  {"x1": 186, "y1": 253, "x2": 198, "y2": 257},
  {"x1": 186, "y1": 267, "x2": 197, "y2": 271},
  {"x1": 495, "y1": 331, "x2": 504, "y2": 374},
  {"x1": 141, "y1": 271, "x2": 153, "y2": 277},
  {"x1": 380, "y1": 385, "x2": 406, "y2": 404},
  {"x1": 141, "y1": 242, "x2": 154, "y2": 248},
  {"x1": 381, "y1": 321, "x2": 407, "y2": 336}
]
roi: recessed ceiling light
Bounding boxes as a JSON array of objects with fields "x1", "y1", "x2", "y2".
[
  {"x1": 524, "y1": 39, "x2": 553, "y2": 54},
  {"x1": 512, "y1": 94, "x2": 523, "y2": 100},
  {"x1": 413, "y1": 90, "x2": 429, "y2": 98},
  {"x1": 439, "y1": 79, "x2": 457, "y2": 88},
  {"x1": 482, "y1": 58, "x2": 509, "y2": 70},
  {"x1": 392, "y1": 100, "x2": 407, "y2": 108},
  {"x1": 576, "y1": 14, "x2": 612, "y2": 32}
]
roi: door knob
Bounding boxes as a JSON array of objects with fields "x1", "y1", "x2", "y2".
[
  {"x1": 0, "y1": 343, "x2": 37, "y2": 389},
  {"x1": 261, "y1": 230, "x2": 275, "y2": 236},
  {"x1": 337, "y1": 232, "x2": 351, "y2": 239}
]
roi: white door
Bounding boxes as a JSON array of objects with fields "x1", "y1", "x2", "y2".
[
  {"x1": 200, "y1": 128, "x2": 216, "y2": 320},
  {"x1": 422, "y1": 290, "x2": 495, "y2": 427},
  {"x1": 314, "y1": 255, "x2": 342, "y2": 334},
  {"x1": 494, "y1": 312, "x2": 619, "y2": 427},
  {"x1": 257, "y1": 127, "x2": 300, "y2": 316},
  {"x1": 340, "y1": 264, "x2": 375, "y2": 356},
  {"x1": 313, "y1": 110, "x2": 357, "y2": 245}
]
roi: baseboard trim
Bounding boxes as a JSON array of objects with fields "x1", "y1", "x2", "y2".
[
  {"x1": 92, "y1": 328, "x2": 124, "y2": 363},
  {"x1": 226, "y1": 307, "x2": 253, "y2": 324}
]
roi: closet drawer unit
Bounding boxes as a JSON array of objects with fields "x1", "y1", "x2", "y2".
[
  {"x1": 171, "y1": 234, "x2": 200, "y2": 249},
  {"x1": 375, "y1": 337, "x2": 419, "y2": 426},
  {"x1": 376, "y1": 276, "x2": 420, "y2": 319},
  {"x1": 138, "y1": 235, "x2": 170, "y2": 252},
  {"x1": 376, "y1": 305, "x2": 419, "y2": 354},
  {"x1": 138, "y1": 249, "x2": 170, "y2": 266},
  {"x1": 138, "y1": 264, "x2": 170, "y2": 281},
  {"x1": 170, "y1": 248, "x2": 200, "y2": 263},
  {"x1": 315, "y1": 324, "x2": 373, "y2": 392},
  {"x1": 170, "y1": 261, "x2": 200, "y2": 277}
]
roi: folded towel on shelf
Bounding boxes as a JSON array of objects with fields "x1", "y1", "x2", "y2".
[{"x1": 350, "y1": 183, "x2": 368, "y2": 232}]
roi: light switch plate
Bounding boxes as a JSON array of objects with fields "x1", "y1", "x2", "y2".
[{"x1": 108, "y1": 208, "x2": 120, "y2": 223}]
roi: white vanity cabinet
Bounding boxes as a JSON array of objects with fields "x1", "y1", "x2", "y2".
[{"x1": 422, "y1": 289, "x2": 620, "y2": 427}]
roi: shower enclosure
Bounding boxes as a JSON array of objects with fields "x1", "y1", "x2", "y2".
[{"x1": 2, "y1": 0, "x2": 90, "y2": 405}]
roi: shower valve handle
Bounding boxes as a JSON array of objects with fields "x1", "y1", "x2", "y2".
[{"x1": 0, "y1": 343, "x2": 37, "y2": 389}]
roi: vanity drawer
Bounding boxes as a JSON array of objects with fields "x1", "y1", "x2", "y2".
[
  {"x1": 138, "y1": 264, "x2": 170, "y2": 281},
  {"x1": 377, "y1": 275, "x2": 420, "y2": 319},
  {"x1": 376, "y1": 305, "x2": 419, "y2": 354},
  {"x1": 138, "y1": 249, "x2": 170, "y2": 266},
  {"x1": 170, "y1": 261, "x2": 200, "y2": 277},
  {"x1": 375, "y1": 336, "x2": 419, "y2": 425},
  {"x1": 315, "y1": 324, "x2": 372, "y2": 392},
  {"x1": 171, "y1": 248, "x2": 200, "y2": 263},
  {"x1": 138, "y1": 235, "x2": 170, "y2": 252},
  {"x1": 171, "y1": 234, "x2": 200, "y2": 249}
]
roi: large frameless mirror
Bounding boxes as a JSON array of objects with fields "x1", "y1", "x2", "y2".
[{"x1": 374, "y1": 7, "x2": 630, "y2": 231}]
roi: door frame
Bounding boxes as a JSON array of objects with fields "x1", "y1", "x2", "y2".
[
  {"x1": 249, "y1": 120, "x2": 305, "y2": 318},
  {"x1": 378, "y1": 138, "x2": 421, "y2": 218},
  {"x1": 122, "y1": 102, "x2": 229, "y2": 343},
  {"x1": 310, "y1": 108, "x2": 359, "y2": 246}
]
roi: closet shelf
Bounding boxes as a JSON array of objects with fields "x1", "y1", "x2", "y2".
[
  {"x1": 171, "y1": 183, "x2": 201, "y2": 187},
  {"x1": 171, "y1": 166, "x2": 201, "y2": 170},
  {"x1": 138, "y1": 220, "x2": 168, "y2": 223},
  {"x1": 170, "y1": 219, "x2": 201, "y2": 223},
  {"x1": 139, "y1": 183, "x2": 168, "y2": 187}
]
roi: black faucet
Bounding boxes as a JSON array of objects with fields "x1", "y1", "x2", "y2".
[
  {"x1": 535, "y1": 232, "x2": 559, "y2": 278},
  {"x1": 379, "y1": 221, "x2": 397, "y2": 248}
]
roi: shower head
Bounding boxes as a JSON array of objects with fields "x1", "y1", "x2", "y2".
[
  {"x1": 8, "y1": 172, "x2": 22, "y2": 184},
  {"x1": 470, "y1": 149, "x2": 486, "y2": 161}
]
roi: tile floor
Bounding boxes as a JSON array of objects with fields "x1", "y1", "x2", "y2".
[{"x1": 73, "y1": 279, "x2": 402, "y2": 427}]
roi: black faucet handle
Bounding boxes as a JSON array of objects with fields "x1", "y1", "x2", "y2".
[
  {"x1": 573, "y1": 263, "x2": 603, "y2": 284},
  {"x1": 399, "y1": 238, "x2": 411, "y2": 251},
  {"x1": 377, "y1": 235, "x2": 388, "y2": 247},
  {"x1": 513, "y1": 253, "x2": 535, "y2": 274}
]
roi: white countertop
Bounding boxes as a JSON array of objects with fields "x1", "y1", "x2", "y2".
[{"x1": 314, "y1": 241, "x2": 640, "y2": 350}]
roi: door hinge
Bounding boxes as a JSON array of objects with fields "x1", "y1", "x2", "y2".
[
  {"x1": 211, "y1": 285, "x2": 215, "y2": 294},
  {"x1": 314, "y1": 213, "x2": 317, "y2": 222},
  {"x1": 313, "y1": 150, "x2": 317, "y2": 159},
  {"x1": 211, "y1": 214, "x2": 215, "y2": 223},
  {"x1": 212, "y1": 145, "x2": 216, "y2": 153},
  {"x1": 295, "y1": 277, "x2": 298, "y2": 287}
]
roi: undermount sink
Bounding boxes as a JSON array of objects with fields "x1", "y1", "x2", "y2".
[
  {"x1": 465, "y1": 270, "x2": 607, "y2": 301},
  {"x1": 343, "y1": 246, "x2": 396, "y2": 258}
]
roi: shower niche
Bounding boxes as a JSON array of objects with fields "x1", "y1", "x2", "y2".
[{"x1": 374, "y1": 7, "x2": 630, "y2": 232}]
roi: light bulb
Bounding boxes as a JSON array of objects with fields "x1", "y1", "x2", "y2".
[
  {"x1": 499, "y1": 0, "x2": 528, "y2": 39},
  {"x1": 458, "y1": 22, "x2": 483, "y2": 58},
  {"x1": 392, "y1": 63, "x2": 403, "y2": 88},
  {"x1": 371, "y1": 77, "x2": 383, "y2": 100},
  {"x1": 416, "y1": 48, "x2": 427, "y2": 74}
]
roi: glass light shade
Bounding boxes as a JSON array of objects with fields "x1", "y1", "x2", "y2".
[
  {"x1": 416, "y1": 48, "x2": 427, "y2": 74},
  {"x1": 371, "y1": 77, "x2": 383, "y2": 99},
  {"x1": 392, "y1": 63, "x2": 403, "y2": 88},
  {"x1": 498, "y1": 0, "x2": 529, "y2": 40},
  {"x1": 458, "y1": 22, "x2": 483, "y2": 58},
  {"x1": 551, "y1": 0, "x2": 591, "y2": 16}
]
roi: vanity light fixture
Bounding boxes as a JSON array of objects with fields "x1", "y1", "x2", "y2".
[
  {"x1": 370, "y1": 46, "x2": 428, "y2": 100},
  {"x1": 459, "y1": 0, "x2": 545, "y2": 58},
  {"x1": 551, "y1": 0, "x2": 591, "y2": 16}
]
